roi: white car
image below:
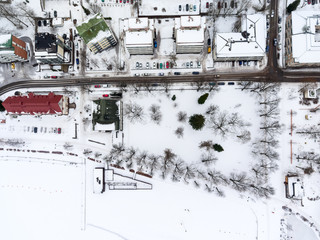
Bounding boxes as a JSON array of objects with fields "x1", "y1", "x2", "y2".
[{"x1": 271, "y1": 10, "x2": 274, "y2": 18}]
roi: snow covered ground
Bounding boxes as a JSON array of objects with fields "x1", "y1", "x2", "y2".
[{"x1": 0, "y1": 82, "x2": 320, "y2": 239}]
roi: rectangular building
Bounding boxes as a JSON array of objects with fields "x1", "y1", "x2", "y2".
[
  {"x1": 285, "y1": 12, "x2": 320, "y2": 67},
  {"x1": 0, "y1": 34, "x2": 28, "y2": 63}
]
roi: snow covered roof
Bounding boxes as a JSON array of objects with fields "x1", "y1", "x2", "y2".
[
  {"x1": 175, "y1": 16, "x2": 204, "y2": 45},
  {"x1": 291, "y1": 11, "x2": 320, "y2": 64},
  {"x1": 287, "y1": 176, "x2": 304, "y2": 199},
  {"x1": 126, "y1": 31, "x2": 153, "y2": 46},
  {"x1": 128, "y1": 18, "x2": 149, "y2": 30},
  {"x1": 215, "y1": 14, "x2": 266, "y2": 59},
  {"x1": 180, "y1": 16, "x2": 201, "y2": 28}
]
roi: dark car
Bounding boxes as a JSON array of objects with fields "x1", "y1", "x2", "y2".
[
  {"x1": 110, "y1": 92, "x2": 122, "y2": 98},
  {"x1": 186, "y1": 4, "x2": 189, "y2": 11},
  {"x1": 76, "y1": 58, "x2": 79, "y2": 65},
  {"x1": 76, "y1": 50, "x2": 79, "y2": 57},
  {"x1": 54, "y1": 10, "x2": 57, "y2": 18},
  {"x1": 206, "y1": 2, "x2": 209, "y2": 8},
  {"x1": 179, "y1": 5, "x2": 181, "y2": 11},
  {"x1": 207, "y1": 38, "x2": 211, "y2": 45},
  {"x1": 174, "y1": 72, "x2": 181, "y2": 75},
  {"x1": 43, "y1": 20, "x2": 47, "y2": 26},
  {"x1": 218, "y1": 1, "x2": 221, "y2": 9},
  {"x1": 38, "y1": 20, "x2": 42, "y2": 27},
  {"x1": 34, "y1": 127, "x2": 38, "y2": 133},
  {"x1": 192, "y1": 71, "x2": 199, "y2": 75},
  {"x1": 228, "y1": 82, "x2": 235, "y2": 85},
  {"x1": 154, "y1": 40, "x2": 157, "y2": 48},
  {"x1": 239, "y1": 60, "x2": 243, "y2": 66},
  {"x1": 218, "y1": 82, "x2": 225, "y2": 86}
]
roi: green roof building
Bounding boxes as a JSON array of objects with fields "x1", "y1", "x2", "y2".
[{"x1": 76, "y1": 14, "x2": 117, "y2": 54}]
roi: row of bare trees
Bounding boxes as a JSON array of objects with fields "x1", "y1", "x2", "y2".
[
  {"x1": 238, "y1": 81, "x2": 282, "y2": 195},
  {"x1": 103, "y1": 143, "x2": 274, "y2": 198}
]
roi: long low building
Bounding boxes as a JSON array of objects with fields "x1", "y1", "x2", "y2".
[
  {"x1": 125, "y1": 18, "x2": 154, "y2": 55},
  {"x1": 175, "y1": 16, "x2": 204, "y2": 54},
  {"x1": 2, "y1": 92, "x2": 69, "y2": 115},
  {"x1": 215, "y1": 14, "x2": 266, "y2": 61}
]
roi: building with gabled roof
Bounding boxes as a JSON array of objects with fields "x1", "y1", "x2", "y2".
[
  {"x1": 285, "y1": 11, "x2": 320, "y2": 67},
  {"x1": 2, "y1": 92, "x2": 69, "y2": 115},
  {"x1": 0, "y1": 34, "x2": 28, "y2": 63},
  {"x1": 76, "y1": 14, "x2": 117, "y2": 54}
]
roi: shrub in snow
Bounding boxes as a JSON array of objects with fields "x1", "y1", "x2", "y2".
[
  {"x1": 213, "y1": 144, "x2": 224, "y2": 152},
  {"x1": 81, "y1": 4, "x2": 91, "y2": 15},
  {"x1": 149, "y1": 104, "x2": 162, "y2": 124},
  {"x1": 198, "y1": 93, "x2": 209, "y2": 105},
  {"x1": 189, "y1": 114, "x2": 205, "y2": 130},
  {"x1": 177, "y1": 111, "x2": 187, "y2": 122},
  {"x1": 171, "y1": 95, "x2": 176, "y2": 101}
]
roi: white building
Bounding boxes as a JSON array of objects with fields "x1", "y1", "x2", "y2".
[
  {"x1": 175, "y1": 16, "x2": 204, "y2": 54},
  {"x1": 215, "y1": 14, "x2": 266, "y2": 61},
  {"x1": 285, "y1": 11, "x2": 320, "y2": 67},
  {"x1": 125, "y1": 18, "x2": 154, "y2": 55}
]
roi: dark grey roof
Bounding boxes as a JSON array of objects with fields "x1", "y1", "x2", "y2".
[{"x1": 35, "y1": 32, "x2": 57, "y2": 53}]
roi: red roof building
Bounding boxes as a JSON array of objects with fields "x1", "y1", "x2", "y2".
[{"x1": 2, "y1": 92, "x2": 69, "y2": 115}]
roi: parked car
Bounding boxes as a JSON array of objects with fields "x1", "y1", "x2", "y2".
[
  {"x1": 57, "y1": 128, "x2": 61, "y2": 134},
  {"x1": 160, "y1": 63, "x2": 163, "y2": 69},
  {"x1": 102, "y1": 94, "x2": 109, "y2": 97},
  {"x1": 11, "y1": 63, "x2": 15, "y2": 70},
  {"x1": 76, "y1": 58, "x2": 79, "y2": 65},
  {"x1": 214, "y1": 74, "x2": 221, "y2": 78},
  {"x1": 174, "y1": 72, "x2": 181, "y2": 75},
  {"x1": 43, "y1": 20, "x2": 47, "y2": 26},
  {"x1": 189, "y1": 4, "x2": 193, "y2": 11},
  {"x1": 153, "y1": 62, "x2": 156, "y2": 68},
  {"x1": 95, "y1": 85, "x2": 101, "y2": 88},
  {"x1": 193, "y1": 5, "x2": 196, "y2": 11},
  {"x1": 134, "y1": 73, "x2": 140, "y2": 76},
  {"x1": 146, "y1": 62, "x2": 149, "y2": 69},
  {"x1": 34, "y1": 127, "x2": 38, "y2": 133},
  {"x1": 110, "y1": 92, "x2": 122, "y2": 98},
  {"x1": 207, "y1": 38, "x2": 211, "y2": 45},
  {"x1": 38, "y1": 20, "x2": 42, "y2": 27},
  {"x1": 157, "y1": 63, "x2": 159, "y2": 69},
  {"x1": 197, "y1": 61, "x2": 201, "y2": 67},
  {"x1": 166, "y1": 61, "x2": 169, "y2": 68},
  {"x1": 239, "y1": 61, "x2": 243, "y2": 66},
  {"x1": 278, "y1": 17, "x2": 282, "y2": 24},
  {"x1": 186, "y1": 62, "x2": 189, "y2": 68},
  {"x1": 144, "y1": 73, "x2": 150, "y2": 76},
  {"x1": 190, "y1": 61, "x2": 193, "y2": 68},
  {"x1": 192, "y1": 71, "x2": 199, "y2": 75},
  {"x1": 271, "y1": 10, "x2": 274, "y2": 18},
  {"x1": 54, "y1": 10, "x2": 57, "y2": 18},
  {"x1": 139, "y1": 63, "x2": 142, "y2": 68},
  {"x1": 218, "y1": 82, "x2": 225, "y2": 85},
  {"x1": 207, "y1": 46, "x2": 211, "y2": 53},
  {"x1": 159, "y1": 72, "x2": 164, "y2": 76},
  {"x1": 179, "y1": 5, "x2": 181, "y2": 11},
  {"x1": 136, "y1": 62, "x2": 139, "y2": 68},
  {"x1": 154, "y1": 40, "x2": 157, "y2": 48},
  {"x1": 273, "y1": 38, "x2": 277, "y2": 46},
  {"x1": 206, "y1": 2, "x2": 209, "y2": 8},
  {"x1": 186, "y1": 4, "x2": 189, "y2": 11},
  {"x1": 266, "y1": 45, "x2": 269, "y2": 52},
  {"x1": 243, "y1": 60, "x2": 247, "y2": 66},
  {"x1": 51, "y1": 76, "x2": 57, "y2": 79},
  {"x1": 228, "y1": 82, "x2": 235, "y2": 85}
]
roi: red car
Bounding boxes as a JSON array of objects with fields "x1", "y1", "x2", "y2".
[
  {"x1": 102, "y1": 94, "x2": 109, "y2": 97},
  {"x1": 120, "y1": 0, "x2": 122, "y2": 2},
  {"x1": 166, "y1": 61, "x2": 169, "y2": 68},
  {"x1": 57, "y1": 128, "x2": 61, "y2": 134},
  {"x1": 51, "y1": 76, "x2": 57, "y2": 79},
  {"x1": 94, "y1": 85, "x2": 101, "y2": 88},
  {"x1": 308, "y1": 0, "x2": 311, "y2": 4},
  {"x1": 206, "y1": 2, "x2": 209, "y2": 8}
]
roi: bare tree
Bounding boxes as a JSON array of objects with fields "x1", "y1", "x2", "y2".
[
  {"x1": 252, "y1": 142, "x2": 279, "y2": 161},
  {"x1": 259, "y1": 103, "x2": 280, "y2": 118},
  {"x1": 200, "y1": 152, "x2": 218, "y2": 166},
  {"x1": 205, "y1": 104, "x2": 219, "y2": 116},
  {"x1": 83, "y1": 149, "x2": 92, "y2": 156},
  {"x1": 177, "y1": 111, "x2": 187, "y2": 122},
  {"x1": 174, "y1": 127, "x2": 184, "y2": 138},
  {"x1": 236, "y1": 130, "x2": 251, "y2": 143},
  {"x1": 124, "y1": 147, "x2": 137, "y2": 169},
  {"x1": 229, "y1": 172, "x2": 250, "y2": 192},
  {"x1": 208, "y1": 112, "x2": 230, "y2": 138},
  {"x1": 136, "y1": 151, "x2": 148, "y2": 170},
  {"x1": 171, "y1": 159, "x2": 186, "y2": 181},
  {"x1": 207, "y1": 169, "x2": 229, "y2": 185},
  {"x1": 259, "y1": 95, "x2": 281, "y2": 106},
  {"x1": 147, "y1": 154, "x2": 160, "y2": 175},
  {"x1": 160, "y1": 148, "x2": 177, "y2": 178},
  {"x1": 260, "y1": 120, "x2": 282, "y2": 136},
  {"x1": 160, "y1": 80, "x2": 172, "y2": 93},
  {"x1": 238, "y1": 81, "x2": 254, "y2": 91},
  {"x1": 258, "y1": 137, "x2": 279, "y2": 148},
  {"x1": 94, "y1": 152, "x2": 102, "y2": 158},
  {"x1": 193, "y1": 81, "x2": 206, "y2": 92},
  {"x1": 296, "y1": 126, "x2": 320, "y2": 139},
  {"x1": 149, "y1": 104, "x2": 162, "y2": 124},
  {"x1": 182, "y1": 165, "x2": 196, "y2": 183},
  {"x1": 124, "y1": 102, "x2": 145, "y2": 123}
]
